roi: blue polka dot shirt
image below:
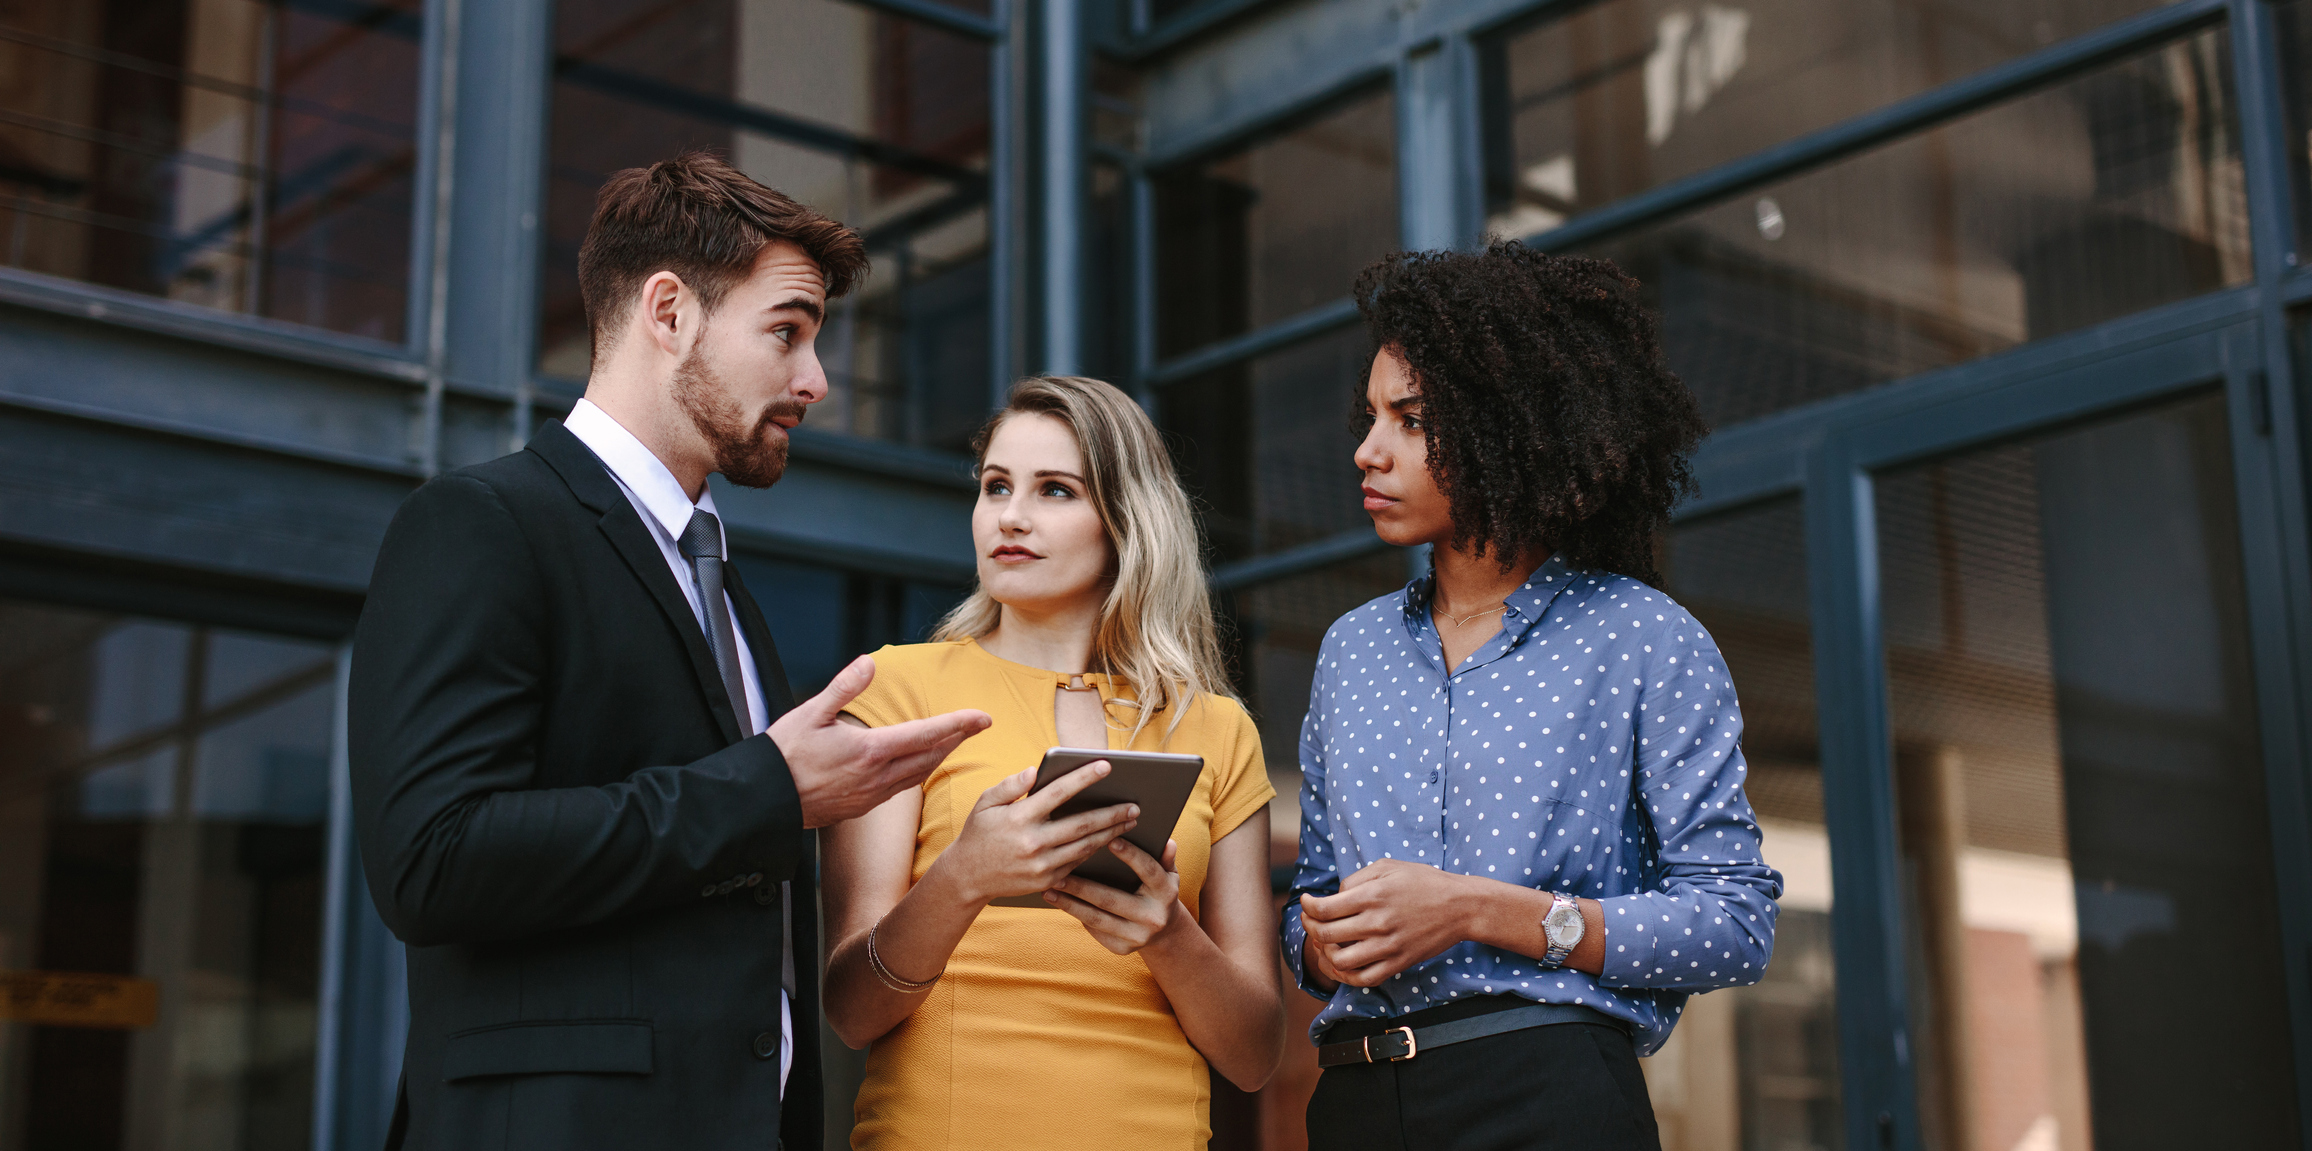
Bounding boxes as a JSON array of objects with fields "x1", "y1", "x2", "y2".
[{"x1": 1279, "y1": 557, "x2": 1783, "y2": 1056}]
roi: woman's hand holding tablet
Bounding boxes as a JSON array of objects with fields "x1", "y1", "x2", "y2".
[
  {"x1": 984, "y1": 748, "x2": 1205, "y2": 908},
  {"x1": 941, "y1": 757, "x2": 1141, "y2": 907},
  {"x1": 1045, "y1": 837, "x2": 1185, "y2": 954}
]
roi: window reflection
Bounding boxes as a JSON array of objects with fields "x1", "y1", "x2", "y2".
[
  {"x1": 2265, "y1": 0, "x2": 2312, "y2": 252},
  {"x1": 0, "y1": 602, "x2": 338, "y2": 1150},
  {"x1": 1152, "y1": 90, "x2": 1397, "y2": 358},
  {"x1": 1483, "y1": 0, "x2": 2171, "y2": 239},
  {"x1": 1159, "y1": 323, "x2": 1371, "y2": 562},
  {"x1": 1876, "y1": 392, "x2": 2296, "y2": 1149},
  {"x1": 1651, "y1": 498, "x2": 1842, "y2": 1151},
  {"x1": 1578, "y1": 28, "x2": 2245, "y2": 429},
  {"x1": 729, "y1": 554, "x2": 966, "y2": 698},
  {"x1": 0, "y1": 0, "x2": 422, "y2": 341},
  {"x1": 538, "y1": 0, "x2": 992, "y2": 454}
]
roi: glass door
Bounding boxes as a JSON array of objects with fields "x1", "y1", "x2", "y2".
[
  {"x1": 1872, "y1": 389, "x2": 2299, "y2": 1150},
  {"x1": 0, "y1": 602, "x2": 339, "y2": 1151}
]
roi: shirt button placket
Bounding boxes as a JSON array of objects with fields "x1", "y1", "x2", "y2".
[{"x1": 1424, "y1": 676, "x2": 1449, "y2": 854}]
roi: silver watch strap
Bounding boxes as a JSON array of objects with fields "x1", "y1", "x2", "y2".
[{"x1": 1540, "y1": 890, "x2": 1577, "y2": 969}]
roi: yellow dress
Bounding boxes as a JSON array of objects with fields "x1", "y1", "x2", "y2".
[{"x1": 840, "y1": 638, "x2": 1274, "y2": 1151}]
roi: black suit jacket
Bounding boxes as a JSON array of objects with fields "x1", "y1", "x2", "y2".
[{"x1": 349, "y1": 421, "x2": 820, "y2": 1151}]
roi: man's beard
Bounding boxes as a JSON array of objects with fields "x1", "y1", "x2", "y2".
[{"x1": 671, "y1": 339, "x2": 804, "y2": 489}]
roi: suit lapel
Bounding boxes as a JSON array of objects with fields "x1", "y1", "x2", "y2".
[
  {"x1": 528, "y1": 421, "x2": 744, "y2": 745},
  {"x1": 721, "y1": 562, "x2": 796, "y2": 718}
]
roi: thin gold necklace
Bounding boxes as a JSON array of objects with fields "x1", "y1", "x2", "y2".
[{"x1": 1435, "y1": 601, "x2": 1506, "y2": 627}]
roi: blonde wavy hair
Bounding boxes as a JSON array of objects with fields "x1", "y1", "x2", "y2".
[{"x1": 932, "y1": 376, "x2": 1236, "y2": 742}]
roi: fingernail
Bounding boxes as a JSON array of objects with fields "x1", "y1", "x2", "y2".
[{"x1": 1127, "y1": 805, "x2": 1140, "y2": 818}]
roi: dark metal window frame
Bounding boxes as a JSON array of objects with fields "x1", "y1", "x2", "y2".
[
  {"x1": 0, "y1": 554, "x2": 394, "y2": 1150},
  {"x1": 0, "y1": 4, "x2": 1010, "y2": 1146},
  {"x1": 1125, "y1": 2, "x2": 2312, "y2": 1147},
  {"x1": 0, "y1": 0, "x2": 1010, "y2": 482}
]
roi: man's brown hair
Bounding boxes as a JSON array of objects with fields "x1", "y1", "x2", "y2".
[{"x1": 576, "y1": 151, "x2": 867, "y2": 361}]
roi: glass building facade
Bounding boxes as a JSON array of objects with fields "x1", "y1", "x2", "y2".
[{"x1": 0, "y1": 1, "x2": 2308, "y2": 1149}]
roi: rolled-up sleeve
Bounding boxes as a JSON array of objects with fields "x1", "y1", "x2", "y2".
[
  {"x1": 1595, "y1": 616, "x2": 1780, "y2": 991},
  {"x1": 1280, "y1": 665, "x2": 1341, "y2": 1000}
]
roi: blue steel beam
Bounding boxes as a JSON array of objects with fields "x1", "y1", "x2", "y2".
[
  {"x1": 1803, "y1": 446, "x2": 1917, "y2": 1151},
  {"x1": 0, "y1": 269, "x2": 427, "y2": 384},
  {"x1": 1210, "y1": 528, "x2": 1390, "y2": 592},
  {"x1": 989, "y1": 0, "x2": 1020, "y2": 405},
  {"x1": 2221, "y1": 4, "x2": 2312, "y2": 1141},
  {"x1": 1141, "y1": 297, "x2": 1359, "y2": 388},
  {"x1": 1099, "y1": 0, "x2": 1281, "y2": 60},
  {"x1": 1039, "y1": 0, "x2": 1088, "y2": 376},
  {"x1": 551, "y1": 60, "x2": 989, "y2": 191},
  {"x1": 437, "y1": 0, "x2": 553, "y2": 461},
  {"x1": 851, "y1": 0, "x2": 1004, "y2": 41},
  {"x1": 1396, "y1": 37, "x2": 1480, "y2": 252}
]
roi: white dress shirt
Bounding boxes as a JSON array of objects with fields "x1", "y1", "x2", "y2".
[{"x1": 562, "y1": 398, "x2": 792, "y2": 1095}]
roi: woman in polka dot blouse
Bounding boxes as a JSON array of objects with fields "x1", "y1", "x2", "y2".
[{"x1": 1286, "y1": 244, "x2": 1783, "y2": 1151}]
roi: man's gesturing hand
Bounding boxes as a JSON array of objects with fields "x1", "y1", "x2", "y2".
[
  {"x1": 771, "y1": 655, "x2": 989, "y2": 828},
  {"x1": 1299, "y1": 859, "x2": 1477, "y2": 988}
]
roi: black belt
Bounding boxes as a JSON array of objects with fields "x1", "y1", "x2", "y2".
[{"x1": 1315, "y1": 1002, "x2": 1616, "y2": 1068}]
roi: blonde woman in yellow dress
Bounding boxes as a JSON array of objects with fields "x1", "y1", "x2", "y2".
[{"x1": 821, "y1": 376, "x2": 1285, "y2": 1150}]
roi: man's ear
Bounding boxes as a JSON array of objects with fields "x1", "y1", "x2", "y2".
[{"x1": 639, "y1": 270, "x2": 690, "y2": 356}]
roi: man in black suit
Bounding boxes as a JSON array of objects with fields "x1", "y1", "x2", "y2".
[{"x1": 349, "y1": 152, "x2": 988, "y2": 1150}]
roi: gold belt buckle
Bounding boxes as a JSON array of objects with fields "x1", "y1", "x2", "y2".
[{"x1": 1363, "y1": 1025, "x2": 1418, "y2": 1063}]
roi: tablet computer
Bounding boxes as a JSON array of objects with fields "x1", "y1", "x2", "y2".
[{"x1": 984, "y1": 747, "x2": 1205, "y2": 909}]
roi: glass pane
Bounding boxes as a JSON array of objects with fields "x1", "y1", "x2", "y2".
[
  {"x1": 1876, "y1": 391, "x2": 2297, "y2": 1149},
  {"x1": 1159, "y1": 323, "x2": 1370, "y2": 562},
  {"x1": 730, "y1": 553, "x2": 968, "y2": 698},
  {"x1": 1148, "y1": 0, "x2": 1202, "y2": 25},
  {"x1": 1152, "y1": 90, "x2": 1397, "y2": 358},
  {"x1": 1227, "y1": 550, "x2": 1415, "y2": 948},
  {"x1": 1085, "y1": 161, "x2": 1137, "y2": 383},
  {"x1": 539, "y1": 0, "x2": 992, "y2": 454},
  {"x1": 0, "y1": 0, "x2": 422, "y2": 340},
  {"x1": 1579, "y1": 28, "x2": 2246, "y2": 431},
  {"x1": 1485, "y1": 0, "x2": 2172, "y2": 238},
  {"x1": 1232, "y1": 549, "x2": 1411, "y2": 780},
  {"x1": 2267, "y1": 0, "x2": 2312, "y2": 253},
  {"x1": 1649, "y1": 498, "x2": 1842, "y2": 1151},
  {"x1": 202, "y1": 631, "x2": 332, "y2": 710},
  {"x1": 0, "y1": 605, "x2": 339, "y2": 1150}
]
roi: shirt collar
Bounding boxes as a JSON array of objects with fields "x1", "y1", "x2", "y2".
[
  {"x1": 1400, "y1": 555, "x2": 1581, "y2": 676},
  {"x1": 563, "y1": 398, "x2": 721, "y2": 546},
  {"x1": 1401, "y1": 554, "x2": 1580, "y2": 624}
]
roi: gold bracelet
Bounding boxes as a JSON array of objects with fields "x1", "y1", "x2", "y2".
[{"x1": 867, "y1": 919, "x2": 941, "y2": 994}]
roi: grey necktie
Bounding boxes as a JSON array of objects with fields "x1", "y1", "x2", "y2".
[
  {"x1": 675, "y1": 509, "x2": 752, "y2": 734},
  {"x1": 676, "y1": 510, "x2": 797, "y2": 1033}
]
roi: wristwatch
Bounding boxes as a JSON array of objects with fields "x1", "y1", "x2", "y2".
[{"x1": 1539, "y1": 891, "x2": 1584, "y2": 969}]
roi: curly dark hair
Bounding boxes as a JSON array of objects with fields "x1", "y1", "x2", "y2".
[{"x1": 1353, "y1": 241, "x2": 1706, "y2": 587}]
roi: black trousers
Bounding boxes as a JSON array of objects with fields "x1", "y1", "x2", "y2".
[{"x1": 1305, "y1": 997, "x2": 1663, "y2": 1151}]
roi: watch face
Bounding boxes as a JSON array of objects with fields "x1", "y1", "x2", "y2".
[{"x1": 1545, "y1": 904, "x2": 1583, "y2": 947}]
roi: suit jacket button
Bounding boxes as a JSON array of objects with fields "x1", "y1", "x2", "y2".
[
  {"x1": 753, "y1": 1031, "x2": 778, "y2": 1059},
  {"x1": 754, "y1": 884, "x2": 776, "y2": 906}
]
